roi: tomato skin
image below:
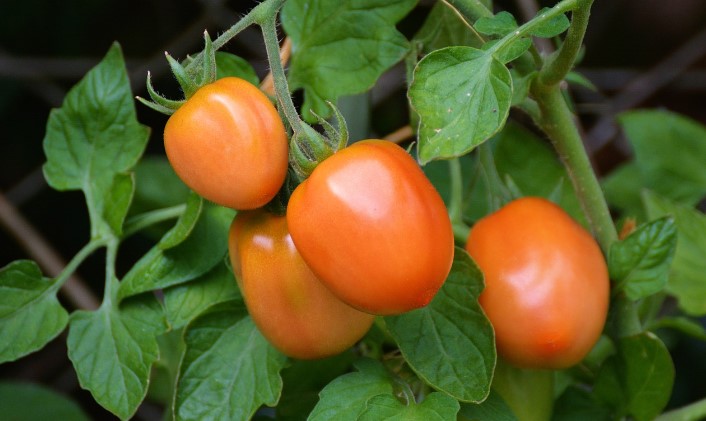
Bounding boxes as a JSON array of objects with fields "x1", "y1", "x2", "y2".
[
  {"x1": 286, "y1": 140, "x2": 454, "y2": 316},
  {"x1": 164, "y1": 77, "x2": 288, "y2": 210},
  {"x1": 465, "y1": 197, "x2": 609, "y2": 369},
  {"x1": 228, "y1": 211, "x2": 374, "y2": 360}
]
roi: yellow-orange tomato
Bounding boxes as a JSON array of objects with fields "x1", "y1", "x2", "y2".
[
  {"x1": 286, "y1": 140, "x2": 454, "y2": 316},
  {"x1": 465, "y1": 197, "x2": 609, "y2": 369},
  {"x1": 228, "y1": 211, "x2": 374, "y2": 359},
  {"x1": 164, "y1": 77, "x2": 288, "y2": 210}
]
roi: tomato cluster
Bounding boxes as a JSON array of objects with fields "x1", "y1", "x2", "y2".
[{"x1": 163, "y1": 78, "x2": 607, "y2": 365}]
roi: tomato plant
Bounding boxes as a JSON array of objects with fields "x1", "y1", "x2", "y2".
[
  {"x1": 465, "y1": 197, "x2": 609, "y2": 369},
  {"x1": 164, "y1": 76, "x2": 288, "y2": 210},
  {"x1": 287, "y1": 140, "x2": 454, "y2": 316},
  {"x1": 3, "y1": 0, "x2": 706, "y2": 420},
  {"x1": 228, "y1": 210, "x2": 375, "y2": 359}
]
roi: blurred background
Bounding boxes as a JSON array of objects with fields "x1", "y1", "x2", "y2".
[{"x1": 1, "y1": 0, "x2": 705, "y2": 419}]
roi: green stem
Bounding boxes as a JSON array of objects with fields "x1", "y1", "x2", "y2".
[
  {"x1": 531, "y1": 86, "x2": 617, "y2": 252},
  {"x1": 50, "y1": 240, "x2": 106, "y2": 293},
  {"x1": 489, "y1": 0, "x2": 580, "y2": 59},
  {"x1": 103, "y1": 240, "x2": 120, "y2": 307},
  {"x1": 122, "y1": 205, "x2": 185, "y2": 239},
  {"x1": 258, "y1": 15, "x2": 304, "y2": 134},
  {"x1": 448, "y1": 158, "x2": 464, "y2": 225},
  {"x1": 183, "y1": 0, "x2": 286, "y2": 73},
  {"x1": 448, "y1": 158, "x2": 471, "y2": 243},
  {"x1": 608, "y1": 293, "x2": 642, "y2": 338},
  {"x1": 539, "y1": 0, "x2": 594, "y2": 87},
  {"x1": 655, "y1": 398, "x2": 706, "y2": 421}
]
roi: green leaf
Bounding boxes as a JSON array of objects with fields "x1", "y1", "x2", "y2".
[
  {"x1": 174, "y1": 302, "x2": 287, "y2": 421},
  {"x1": 551, "y1": 386, "x2": 611, "y2": 421},
  {"x1": 458, "y1": 390, "x2": 518, "y2": 421},
  {"x1": 281, "y1": 0, "x2": 416, "y2": 121},
  {"x1": 603, "y1": 162, "x2": 645, "y2": 220},
  {"x1": 409, "y1": 46, "x2": 512, "y2": 164},
  {"x1": 594, "y1": 332, "x2": 674, "y2": 421},
  {"x1": 163, "y1": 262, "x2": 241, "y2": 329},
  {"x1": 609, "y1": 217, "x2": 677, "y2": 300},
  {"x1": 308, "y1": 359, "x2": 395, "y2": 421},
  {"x1": 215, "y1": 52, "x2": 259, "y2": 85},
  {"x1": 358, "y1": 392, "x2": 460, "y2": 420},
  {"x1": 118, "y1": 203, "x2": 234, "y2": 300},
  {"x1": 158, "y1": 192, "x2": 203, "y2": 250},
  {"x1": 528, "y1": 8, "x2": 570, "y2": 38},
  {"x1": 67, "y1": 294, "x2": 166, "y2": 420},
  {"x1": 413, "y1": 2, "x2": 483, "y2": 53},
  {"x1": 474, "y1": 12, "x2": 518, "y2": 37},
  {"x1": 493, "y1": 123, "x2": 585, "y2": 225},
  {"x1": 385, "y1": 248, "x2": 495, "y2": 402},
  {"x1": 0, "y1": 382, "x2": 90, "y2": 421},
  {"x1": 42, "y1": 43, "x2": 150, "y2": 238},
  {"x1": 0, "y1": 260, "x2": 68, "y2": 363},
  {"x1": 643, "y1": 191, "x2": 706, "y2": 315},
  {"x1": 277, "y1": 352, "x2": 357, "y2": 420},
  {"x1": 621, "y1": 110, "x2": 706, "y2": 206},
  {"x1": 131, "y1": 156, "x2": 190, "y2": 214}
]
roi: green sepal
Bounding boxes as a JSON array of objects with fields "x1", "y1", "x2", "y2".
[
  {"x1": 166, "y1": 52, "x2": 198, "y2": 99},
  {"x1": 316, "y1": 101, "x2": 349, "y2": 152},
  {"x1": 290, "y1": 124, "x2": 329, "y2": 181},
  {"x1": 198, "y1": 31, "x2": 217, "y2": 86}
]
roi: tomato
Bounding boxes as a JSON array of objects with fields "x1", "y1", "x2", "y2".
[
  {"x1": 228, "y1": 210, "x2": 374, "y2": 359},
  {"x1": 164, "y1": 77, "x2": 288, "y2": 210},
  {"x1": 465, "y1": 197, "x2": 609, "y2": 369},
  {"x1": 286, "y1": 140, "x2": 454, "y2": 316}
]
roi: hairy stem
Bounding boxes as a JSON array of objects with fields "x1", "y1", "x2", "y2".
[
  {"x1": 258, "y1": 17, "x2": 304, "y2": 133},
  {"x1": 532, "y1": 86, "x2": 617, "y2": 251},
  {"x1": 539, "y1": 0, "x2": 594, "y2": 87}
]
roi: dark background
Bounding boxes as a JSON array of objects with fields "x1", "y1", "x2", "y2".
[{"x1": 1, "y1": 0, "x2": 705, "y2": 419}]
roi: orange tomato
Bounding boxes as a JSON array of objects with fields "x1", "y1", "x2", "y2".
[
  {"x1": 164, "y1": 77, "x2": 288, "y2": 210},
  {"x1": 286, "y1": 140, "x2": 454, "y2": 316},
  {"x1": 465, "y1": 197, "x2": 609, "y2": 369},
  {"x1": 228, "y1": 211, "x2": 374, "y2": 359}
]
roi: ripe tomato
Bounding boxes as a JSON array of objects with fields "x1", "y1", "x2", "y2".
[
  {"x1": 164, "y1": 77, "x2": 288, "y2": 210},
  {"x1": 465, "y1": 197, "x2": 609, "y2": 369},
  {"x1": 228, "y1": 210, "x2": 374, "y2": 359},
  {"x1": 286, "y1": 140, "x2": 454, "y2": 316}
]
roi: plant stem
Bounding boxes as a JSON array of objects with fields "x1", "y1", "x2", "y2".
[
  {"x1": 50, "y1": 239, "x2": 105, "y2": 296},
  {"x1": 539, "y1": 0, "x2": 594, "y2": 87},
  {"x1": 258, "y1": 16, "x2": 304, "y2": 134},
  {"x1": 103, "y1": 240, "x2": 120, "y2": 307},
  {"x1": 448, "y1": 158, "x2": 464, "y2": 225},
  {"x1": 122, "y1": 204, "x2": 185, "y2": 239},
  {"x1": 448, "y1": 158, "x2": 471, "y2": 243},
  {"x1": 531, "y1": 85, "x2": 617, "y2": 252},
  {"x1": 490, "y1": 0, "x2": 580, "y2": 59},
  {"x1": 183, "y1": 0, "x2": 286, "y2": 73}
]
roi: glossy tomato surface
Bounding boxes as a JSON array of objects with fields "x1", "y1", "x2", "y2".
[
  {"x1": 164, "y1": 77, "x2": 288, "y2": 210},
  {"x1": 465, "y1": 197, "x2": 609, "y2": 369},
  {"x1": 229, "y1": 211, "x2": 374, "y2": 360},
  {"x1": 286, "y1": 140, "x2": 454, "y2": 316}
]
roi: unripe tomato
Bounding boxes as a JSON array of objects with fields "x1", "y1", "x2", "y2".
[
  {"x1": 465, "y1": 197, "x2": 609, "y2": 369},
  {"x1": 286, "y1": 140, "x2": 454, "y2": 316},
  {"x1": 164, "y1": 77, "x2": 288, "y2": 210},
  {"x1": 228, "y1": 211, "x2": 374, "y2": 359}
]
